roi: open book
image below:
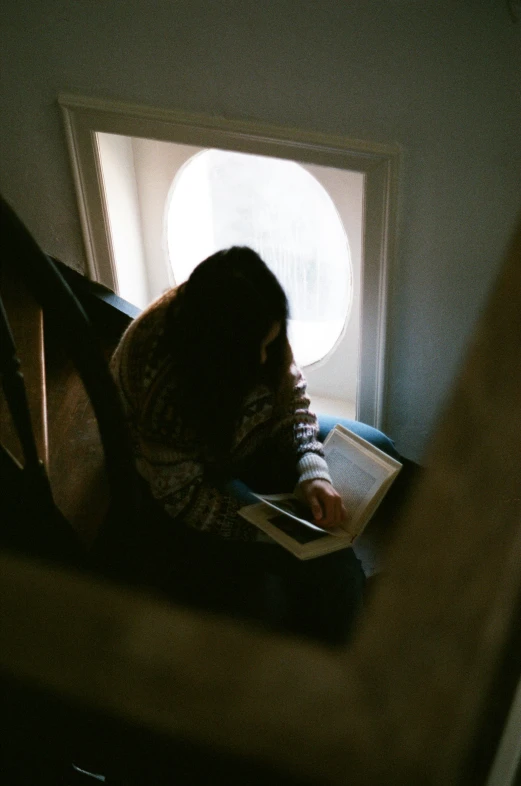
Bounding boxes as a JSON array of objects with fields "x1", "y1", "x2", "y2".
[{"x1": 239, "y1": 424, "x2": 402, "y2": 559}]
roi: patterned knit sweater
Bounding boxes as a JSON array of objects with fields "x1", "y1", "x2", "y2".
[{"x1": 111, "y1": 288, "x2": 332, "y2": 541}]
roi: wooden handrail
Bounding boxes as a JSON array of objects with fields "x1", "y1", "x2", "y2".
[
  {"x1": 0, "y1": 266, "x2": 48, "y2": 469},
  {"x1": 0, "y1": 196, "x2": 143, "y2": 558}
]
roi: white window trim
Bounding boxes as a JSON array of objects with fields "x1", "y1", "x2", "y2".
[{"x1": 59, "y1": 92, "x2": 400, "y2": 430}]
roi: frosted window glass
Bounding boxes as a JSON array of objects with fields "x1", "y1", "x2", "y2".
[{"x1": 166, "y1": 149, "x2": 352, "y2": 367}]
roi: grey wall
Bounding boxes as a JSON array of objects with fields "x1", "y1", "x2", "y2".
[{"x1": 1, "y1": 0, "x2": 520, "y2": 462}]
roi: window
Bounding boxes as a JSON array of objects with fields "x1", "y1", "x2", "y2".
[
  {"x1": 166, "y1": 149, "x2": 352, "y2": 368},
  {"x1": 60, "y1": 94, "x2": 398, "y2": 428}
]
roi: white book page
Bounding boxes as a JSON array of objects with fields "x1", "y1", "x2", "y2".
[
  {"x1": 251, "y1": 493, "x2": 345, "y2": 537},
  {"x1": 323, "y1": 429, "x2": 394, "y2": 526},
  {"x1": 239, "y1": 502, "x2": 355, "y2": 560}
]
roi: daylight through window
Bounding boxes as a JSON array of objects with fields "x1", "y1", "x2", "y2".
[{"x1": 166, "y1": 149, "x2": 352, "y2": 367}]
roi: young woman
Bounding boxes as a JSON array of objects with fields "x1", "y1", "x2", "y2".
[{"x1": 111, "y1": 247, "x2": 397, "y2": 644}]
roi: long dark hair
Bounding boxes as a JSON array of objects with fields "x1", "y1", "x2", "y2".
[{"x1": 164, "y1": 247, "x2": 291, "y2": 455}]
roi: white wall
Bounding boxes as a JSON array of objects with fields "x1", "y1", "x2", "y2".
[
  {"x1": 1, "y1": 0, "x2": 520, "y2": 462},
  {"x1": 131, "y1": 138, "x2": 201, "y2": 298},
  {"x1": 97, "y1": 133, "x2": 149, "y2": 308}
]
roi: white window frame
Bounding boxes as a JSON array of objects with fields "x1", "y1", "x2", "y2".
[{"x1": 59, "y1": 92, "x2": 399, "y2": 430}]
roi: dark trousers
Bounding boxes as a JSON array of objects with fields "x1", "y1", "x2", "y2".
[
  {"x1": 163, "y1": 525, "x2": 365, "y2": 646},
  {"x1": 160, "y1": 417, "x2": 398, "y2": 646}
]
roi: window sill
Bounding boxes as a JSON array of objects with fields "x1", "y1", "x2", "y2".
[{"x1": 308, "y1": 394, "x2": 356, "y2": 421}]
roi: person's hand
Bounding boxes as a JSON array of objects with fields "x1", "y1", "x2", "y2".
[{"x1": 299, "y1": 479, "x2": 347, "y2": 528}]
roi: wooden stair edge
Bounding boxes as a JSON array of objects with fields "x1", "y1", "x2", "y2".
[{"x1": 0, "y1": 265, "x2": 48, "y2": 469}]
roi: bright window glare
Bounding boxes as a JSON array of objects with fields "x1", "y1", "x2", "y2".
[{"x1": 166, "y1": 149, "x2": 352, "y2": 366}]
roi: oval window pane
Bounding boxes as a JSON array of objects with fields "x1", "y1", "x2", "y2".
[{"x1": 166, "y1": 149, "x2": 352, "y2": 366}]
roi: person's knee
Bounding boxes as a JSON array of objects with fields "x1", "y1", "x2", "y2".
[
  {"x1": 359, "y1": 426, "x2": 399, "y2": 459},
  {"x1": 317, "y1": 414, "x2": 400, "y2": 460}
]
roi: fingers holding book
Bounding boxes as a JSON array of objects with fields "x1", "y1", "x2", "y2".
[{"x1": 299, "y1": 478, "x2": 348, "y2": 528}]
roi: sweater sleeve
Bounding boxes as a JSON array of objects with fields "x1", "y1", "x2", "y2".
[
  {"x1": 134, "y1": 437, "x2": 257, "y2": 541},
  {"x1": 110, "y1": 323, "x2": 257, "y2": 542},
  {"x1": 272, "y1": 363, "x2": 333, "y2": 486}
]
